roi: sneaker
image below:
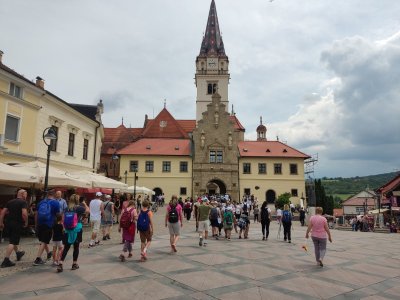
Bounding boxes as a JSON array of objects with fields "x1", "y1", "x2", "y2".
[
  {"x1": 47, "y1": 251, "x2": 53, "y2": 260},
  {"x1": 102, "y1": 236, "x2": 107, "y2": 241},
  {"x1": 288, "y1": 240, "x2": 291, "y2": 243},
  {"x1": 52, "y1": 261, "x2": 59, "y2": 267},
  {"x1": 71, "y1": 263, "x2": 79, "y2": 270},
  {"x1": 119, "y1": 254, "x2": 126, "y2": 262},
  {"x1": 33, "y1": 257, "x2": 46, "y2": 266},
  {"x1": 88, "y1": 243, "x2": 95, "y2": 248},
  {"x1": 1, "y1": 258, "x2": 15, "y2": 268},
  {"x1": 199, "y1": 237, "x2": 203, "y2": 246},
  {"x1": 16, "y1": 251, "x2": 25, "y2": 261},
  {"x1": 128, "y1": 253, "x2": 133, "y2": 258},
  {"x1": 57, "y1": 264, "x2": 63, "y2": 273},
  {"x1": 95, "y1": 241, "x2": 100, "y2": 246}
]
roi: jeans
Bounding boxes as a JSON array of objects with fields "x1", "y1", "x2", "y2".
[{"x1": 311, "y1": 236, "x2": 327, "y2": 262}]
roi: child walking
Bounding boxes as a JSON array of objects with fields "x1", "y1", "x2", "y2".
[
  {"x1": 118, "y1": 200, "x2": 137, "y2": 262},
  {"x1": 137, "y1": 200, "x2": 153, "y2": 262},
  {"x1": 253, "y1": 205, "x2": 260, "y2": 223},
  {"x1": 52, "y1": 214, "x2": 64, "y2": 266}
]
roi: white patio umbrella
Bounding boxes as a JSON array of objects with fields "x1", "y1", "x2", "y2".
[
  {"x1": 124, "y1": 185, "x2": 155, "y2": 195},
  {"x1": 0, "y1": 162, "x2": 39, "y2": 186},
  {"x1": 71, "y1": 171, "x2": 128, "y2": 189},
  {"x1": 12, "y1": 161, "x2": 91, "y2": 188}
]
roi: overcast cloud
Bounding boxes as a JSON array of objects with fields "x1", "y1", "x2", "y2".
[{"x1": 1, "y1": 0, "x2": 399, "y2": 178}]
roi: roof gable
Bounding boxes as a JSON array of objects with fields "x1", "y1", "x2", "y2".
[
  {"x1": 141, "y1": 108, "x2": 188, "y2": 139},
  {"x1": 238, "y1": 141, "x2": 310, "y2": 159}
]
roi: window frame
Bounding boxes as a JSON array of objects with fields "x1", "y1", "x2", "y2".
[
  {"x1": 207, "y1": 82, "x2": 218, "y2": 95},
  {"x1": 145, "y1": 161, "x2": 154, "y2": 172},
  {"x1": 82, "y1": 138, "x2": 89, "y2": 160},
  {"x1": 258, "y1": 163, "x2": 266, "y2": 174},
  {"x1": 243, "y1": 163, "x2": 251, "y2": 174},
  {"x1": 68, "y1": 132, "x2": 75, "y2": 156},
  {"x1": 274, "y1": 163, "x2": 282, "y2": 175},
  {"x1": 129, "y1": 160, "x2": 138, "y2": 172},
  {"x1": 291, "y1": 189, "x2": 298, "y2": 197},
  {"x1": 180, "y1": 187, "x2": 187, "y2": 195},
  {"x1": 290, "y1": 163, "x2": 298, "y2": 175},
  {"x1": 4, "y1": 114, "x2": 20, "y2": 142},
  {"x1": 180, "y1": 161, "x2": 188, "y2": 173},
  {"x1": 9, "y1": 82, "x2": 23, "y2": 99},
  {"x1": 162, "y1": 161, "x2": 171, "y2": 172}
]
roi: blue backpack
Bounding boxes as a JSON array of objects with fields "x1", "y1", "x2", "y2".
[
  {"x1": 37, "y1": 200, "x2": 52, "y2": 224},
  {"x1": 137, "y1": 210, "x2": 150, "y2": 231},
  {"x1": 282, "y1": 210, "x2": 292, "y2": 222}
]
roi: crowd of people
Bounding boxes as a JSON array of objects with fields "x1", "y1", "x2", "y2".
[{"x1": 0, "y1": 189, "x2": 333, "y2": 271}]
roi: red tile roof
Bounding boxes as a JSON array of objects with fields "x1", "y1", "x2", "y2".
[
  {"x1": 238, "y1": 141, "x2": 310, "y2": 158},
  {"x1": 376, "y1": 174, "x2": 400, "y2": 194},
  {"x1": 118, "y1": 138, "x2": 191, "y2": 156},
  {"x1": 102, "y1": 125, "x2": 143, "y2": 154},
  {"x1": 177, "y1": 120, "x2": 196, "y2": 133},
  {"x1": 229, "y1": 115, "x2": 245, "y2": 131},
  {"x1": 141, "y1": 108, "x2": 189, "y2": 138}
]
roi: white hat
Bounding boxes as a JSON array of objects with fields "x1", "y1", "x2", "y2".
[
  {"x1": 105, "y1": 194, "x2": 111, "y2": 199},
  {"x1": 96, "y1": 192, "x2": 103, "y2": 197}
]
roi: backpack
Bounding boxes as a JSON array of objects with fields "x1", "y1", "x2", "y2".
[
  {"x1": 185, "y1": 202, "x2": 191, "y2": 209},
  {"x1": 282, "y1": 210, "x2": 292, "y2": 222},
  {"x1": 64, "y1": 208, "x2": 78, "y2": 229},
  {"x1": 224, "y1": 211, "x2": 233, "y2": 226},
  {"x1": 120, "y1": 208, "x2": 133, "y2": 229},
  {"x1": 137, "y1": 210, "x2": 150, "y2": 231},
  {"x1": 210, "y1": 207, "x2": 218, "y2": 220},
  {"x1": 37, "y1": 200, "x2": 52, "y2": 224},
  {"x1": 168, "y1": 205, "x2": 179, "y2": 223},
  {"x1": 238, "y1": 217, "x2": 247, "y2": 229}
]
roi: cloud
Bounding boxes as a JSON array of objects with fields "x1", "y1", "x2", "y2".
[{"x1": 270, "y1": 32, "x2": 400, "y2": 177}]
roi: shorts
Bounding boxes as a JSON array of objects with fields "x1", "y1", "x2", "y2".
[
  {"x1": 198, "y1": 220, "x2": 210, "y2": 232},
  {"x1": 210, "y1": 219, "x2": 219, "y2": 228},
  {"x1": 91, "y1": 220, "x2": 101, "y2": 233},
  {"x1": 168, "y1": 222, "x2": 180, "y2": 235},
  {"x1": 139, "y1": 230, "x2": 153, "y2": 243},
  {"x1": 37, "y1": 224, "x2": 53, "y2": 244},
  {"x1": 7, "y1": 223, "x2": 22, "y2": 245},
  {"x1": 53, "y1": 240, "x2": 63, "y2": 248}
]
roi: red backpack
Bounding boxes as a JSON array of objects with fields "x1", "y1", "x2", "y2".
[{"x1": 120, "y1": 208, "x2": 133, "y2": 229}]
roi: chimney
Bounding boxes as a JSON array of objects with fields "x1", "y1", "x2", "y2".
[
  {"x1": 35, "y1": 76, "x2": 45, "y2": 89},
  {"x1": 0, "y1": 50, "x2": 3, "y2": 64}
]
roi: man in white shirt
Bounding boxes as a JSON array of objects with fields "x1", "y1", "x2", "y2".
[{"x1": 89, "y1": 192, "x2": 104, "y2": 247}]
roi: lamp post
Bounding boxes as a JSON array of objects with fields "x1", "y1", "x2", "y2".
[
  {"x1": 111, "y1": 152, "x2": 119, "y2": 180},
  {"x1": 133, "y1": 167, "x2": 138, "y2": 200},
  {"x1": 124, "y1": 170, "x2": 127, "y2": 184},
  {"x1": 42, "y1": 127, "x2": 57, "y2": 193}
]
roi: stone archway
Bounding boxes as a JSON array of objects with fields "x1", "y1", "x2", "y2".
[
  {"x1": 206, "y1": 179, "x2": 226, "y2": 195},
  {"x1": 266, "y1": 189, "x2": 276, "y2": 204}
]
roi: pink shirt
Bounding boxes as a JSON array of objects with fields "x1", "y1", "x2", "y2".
[
  {"x1": 310, "y1": 215, "x2": 328, "y2": 239},
  {"x1": 166, "y1": 204, "x2": 183, "y2": 221}
]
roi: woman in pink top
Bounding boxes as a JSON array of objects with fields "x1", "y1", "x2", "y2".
[{"x1": 305, "y1": 207, "x2": 332, "y2": 267}]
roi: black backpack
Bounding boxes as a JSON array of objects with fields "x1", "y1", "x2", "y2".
[
  {"x1": 168, "y1": 205, "x2": 179, "y2": 223},
  {"x1": 261, "y1": 207, "x2": 269, "y2": 221}
]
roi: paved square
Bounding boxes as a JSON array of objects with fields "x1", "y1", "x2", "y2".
[{"x1": 1, "y1": 212, "x2": 400, "y2": 300}]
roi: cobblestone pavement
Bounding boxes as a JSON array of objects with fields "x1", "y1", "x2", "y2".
[{"x1": 1, "y1": 210, "x2": 400, "y2": 300}]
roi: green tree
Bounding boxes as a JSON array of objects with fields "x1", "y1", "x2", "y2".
[{"x1": 275, "y1": 192, "x2": 291, "y2": 209}]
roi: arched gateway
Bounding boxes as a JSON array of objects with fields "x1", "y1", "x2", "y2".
[{"x1": 206, "y1": 179, "x2": 226, "y2": 195}]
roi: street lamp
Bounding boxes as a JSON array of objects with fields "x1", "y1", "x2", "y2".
[
  {"x1": 42, "y1": 127, "x2": 57, "y2": 193},
  {"x1": 111, "y1": 152, "x2": 119, "y2": 180},
  {"x1": 124, "y1": 170, "x2": 127, "y2": 184},
  {"x1": 133, "y1": 167, "x2": 138, "y2": 200}
]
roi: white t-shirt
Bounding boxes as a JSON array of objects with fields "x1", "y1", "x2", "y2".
[
  {"x1": 235, "y1": 205, "x2": 242, "y2": 215},
  {"x1": 90, "y1": 198, "x2": 103, "y2": 221},
  {"x1": 276, "y1": 208, "x2": 282, "y2": 216}
]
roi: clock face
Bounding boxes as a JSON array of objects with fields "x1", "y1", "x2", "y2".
[{"x1": 207, "y1": 58, "x2": 218, "y2": 70}]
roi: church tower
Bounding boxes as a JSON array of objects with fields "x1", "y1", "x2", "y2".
[{"x1": 195, "y1": 0, "x2": 230, "y2": 123}]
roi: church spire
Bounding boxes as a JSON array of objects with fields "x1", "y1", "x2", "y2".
[{"x1": 199, "y1": 0, "x2": 226, "y2": 57}]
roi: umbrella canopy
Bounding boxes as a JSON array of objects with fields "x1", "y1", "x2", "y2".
[
  {"x1": 12, "y1": 161, "x2": 91, "y2": 188},
  {"x1": 71, "y1": 171, "x2": 127, "y2": 189},
  {"x1": 0, "y1": 162, "x2": 39, "y2": 186},
  {"x1": 123, "y1": 185, "x2": 155, "y2": 195}
]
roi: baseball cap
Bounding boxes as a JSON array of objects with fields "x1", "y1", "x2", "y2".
[
  {"x1": 96, "y1": 192, "x2": 103, "y2": 197},
  {"x1": 202, "y1": 197, "x2": 208, "y2": 202},
  {"x1": 105, "y1": 194, "x2": 111, "y2": 199}
]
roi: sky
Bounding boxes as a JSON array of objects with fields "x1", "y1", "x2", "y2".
[{"x1": 1, "y1": 0, "x2": 399, "y2": 178}]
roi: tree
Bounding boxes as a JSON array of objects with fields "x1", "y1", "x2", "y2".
[{"x1": 275, "y1": 192, "x2": 291, "y2": 209}]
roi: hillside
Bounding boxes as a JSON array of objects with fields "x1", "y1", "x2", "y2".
[{"x1": 321, "y1": 171, "x2": 399, "y2": 198}]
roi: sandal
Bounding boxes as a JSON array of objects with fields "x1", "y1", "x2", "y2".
[{"x1": 71, "y1": 263, "x2": 79, "y2": 270}]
